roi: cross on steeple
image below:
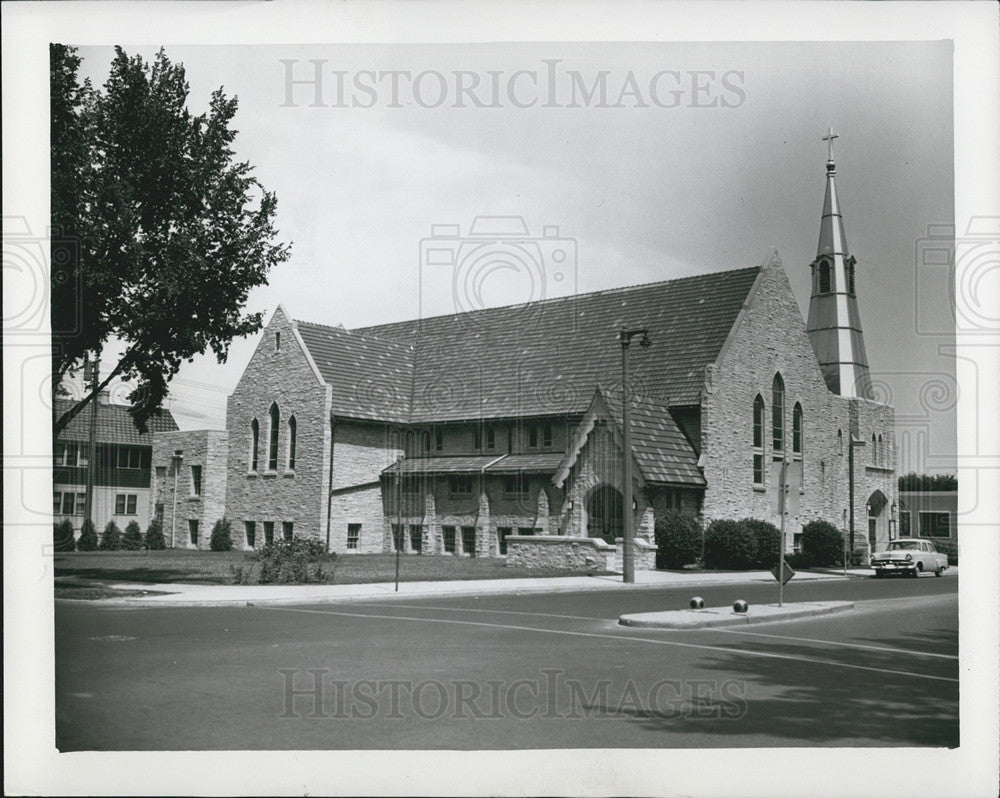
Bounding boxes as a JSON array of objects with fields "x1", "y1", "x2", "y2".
[{"x1": 822, "y1": 127, "x2": 839, "y2": 162}]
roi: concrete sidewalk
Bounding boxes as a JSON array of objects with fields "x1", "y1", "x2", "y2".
[
  {"x1": 57, "y1": 566, "x2": 886, "y2": 608},
  {"x1": 619, "y1": 600, "x2": 855, "y2": 629}
]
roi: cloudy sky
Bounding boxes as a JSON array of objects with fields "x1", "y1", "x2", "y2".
[{"x1": 74, "y1": 40, "x2": 956, "y2": 472}]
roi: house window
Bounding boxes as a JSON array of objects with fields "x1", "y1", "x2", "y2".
[
  {"x1": 449, "y1": 475, "x2": 473, "y2": 496},
  {"x1": 281, "y1": 521, "x2": 293, "y2": 541},
  {"x1": 542, "y1": 423, "x2": 552, "y2": 448},
  {"x1": 528, "y1": 424, "x2": 539, "y2": 448},
  {"x1": 517, "y1": 527, "x2": 535, "y2": 536},
  {"x1": 250, "y1": 419, "x2": 260, "y2": 472},
  {"x1": 818, "y1": 260, "x2": 831, "y2": 293},
  {"x1": 54, "y1": 441, "x2": 86, "y2": 467},
  {"x1": 497, "y1": 526, "x2": 512, "y2": 555},
  {"x1": 793, "y1": 532, "x2": 803, "y2": 553},
  {"x1": 263, "y1": 521, "x2": 275, "y2": 546},
  {"x1": 504, "y1": 474, "x2": 529, "y2": 497},
  {"x1": 155, "y1": 503, "x2": 164, "y2": 523},
  {"x1": 442, "y1": 525, "x2": 456, "y2": 554},
  {"x1": 402, "y1": 475, "x2": 422, "y2": 495},
  {"x1": 486, "y1": 428, "x2": 495, "y2": 450},
  {"x1": 347, "y1": 523, "x2": 361, "y2": 549},
  {"x1": 771, "y1": 373, "x2": 785, "y2": 457},
  {"x1": 792, "y1": 403, "x2": 803, "y2": 457},
  {"x1": 287, "y1": 416, "x2": 297, "y2": 470},
  {"x1": 409, "y1": 524, "x2": 422, "y2": 553},
  {"x1": 54, "y1": 491, "x2": 85, "y2": 516},
  {"x1": 919, "y1": 512, "x2": 950, "y2": 538},
  {"x1": 188, "y1": 519, "x2": 199, "y2": 545},
  {"x1": 473, "y1": 427, "x2": 482, "y2": 451},
  {"x1": 117, "y1": 447, "x2": 143, "y2": 469},
  {"x1": 422, "y1": 430, "x2": 431, "y2": 453},
  {"x1": 435, "y1": 428, "x2": 443, "y2": 452},
  {"x1": 753, "y1": 394, "x2": 765, "y2": 485},
  {"x1": 115, "y1": 494, "x2": 137, "y2": 515},
  {"x1": 191, "y1": 465, "x2": 202, "y2": 496},
  {"x1": 461, "y1": 526, "x2": 476, "y2": 556},
  {"x1": 245, "y1": 521, "x2": 256, "y2": 548},
  {"x1": 268, "y1": 403, "x2": 280, "y2": 471}
]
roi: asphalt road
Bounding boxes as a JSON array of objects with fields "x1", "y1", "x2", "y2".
[{"x1": 55, "y1": 574, "x2": 958, "y2": 750}]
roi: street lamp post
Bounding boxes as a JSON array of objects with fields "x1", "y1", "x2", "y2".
[
  {"x1": 620, "y1": 328, "x2": 651, "y2": 584},
  {"x1": 395, "y1": 453, "x2": 405, "y2": 593}
]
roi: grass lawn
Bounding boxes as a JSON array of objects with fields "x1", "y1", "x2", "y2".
[{"x1": 54, "y1": 549, "x2": 612, "y2": 587}]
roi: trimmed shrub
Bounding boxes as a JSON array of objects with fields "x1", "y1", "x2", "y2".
[
  {"x1": 704, "y1": 519, "x2": 757, "y2": 570},
  {"x1": 77, "y1": 518, "x2": 98, "y2": 551},
  {"x1": 234, "y1": 536, "x2": 335, "y2": 585},
  {"x1": 801, "y1": 520, "x2": 843, "y2": 567},
  {"x1": 144, "y1": 519, "x2": 166, "y2": 550},
  {"x1": 53, "y1": 520, "x2": 76, "y2": 552},
  {"x1": 654, "y1": 511, "x2": 703, "y2": 569},
  {"x1": 786, "y1": 551, "x2": 813, "y2": 570},
  {"x1": 122, "y1": 520, "x2": 144, "y2": 550},
  {"x1": 210, "y1": 518, "x2": 234, "y2": 552},
  {"x1": 100, "y1": 521, "x2": 123, "y2": 551},
  {"x1": 929, "y1": 537, "x2": 958, "y2": 566},
  {"x1": 741, "y1": 518, "x2": 782, "y2": 569}
]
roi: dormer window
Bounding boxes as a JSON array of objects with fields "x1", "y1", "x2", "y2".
[
  {"x1": 818, "y1": 260, "x2": 831, "y2": 294},
  {"x1": 847, "y1": 260, "x2": 856, "y2": 295}
]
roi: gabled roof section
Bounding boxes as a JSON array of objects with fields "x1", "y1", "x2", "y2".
[
  {"x1": 355, "y1": 266, "x2": 760, "y2": 421},
  {"x1": 295, "y1": 321, "x2": 414, "y2": 423},
  {"x1": 553, "y1": 387, "x2": 704, "y2": 488},
  {"x1": 54, "y1": 399, "x2": 179, "y2": 445}
]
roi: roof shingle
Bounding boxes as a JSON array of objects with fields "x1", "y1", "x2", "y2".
[{"x1": 54, "y1": 399, "x2": 179, "y2": 445}]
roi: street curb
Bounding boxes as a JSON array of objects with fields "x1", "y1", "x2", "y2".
[{"x1": 618, "y1": 601, "x2": 855, "y2": 629}]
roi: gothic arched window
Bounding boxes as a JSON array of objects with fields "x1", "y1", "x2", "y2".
[
  {"x1": 753, "y1": 395, "x2": 765, "y2": 485},
  {"x1": 793, "y1": 402, "x2": 803, "y2": 456},
  {"x1": 819, "y1": 261, "x2": 831, "y2": 294},
  {"x1": 250, "y1": 418, "x2": 259, "y2": 472},
  {"x1": 268, "y1": 403, "x2": 280, "y2": 471},
  {"x1": 287, "y1": 415, "x2": 297, "y2": 471},
  {"x1": 772, "y1": 373, "x2": 785, "y2": 457}
]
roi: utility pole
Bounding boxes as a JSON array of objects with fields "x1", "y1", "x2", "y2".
[
  {"x1": 395, "y1": 453, "x2": 405, "y2": 592},
  {"x1": 778, "y1": 457, "x2": 787, "y2": 606},
  {"x1": 619, "y1": 328, "x2": 651, "y2": 584},
  {"x1": 83, "y1": 356, "x2": 99, "y2": 527}
]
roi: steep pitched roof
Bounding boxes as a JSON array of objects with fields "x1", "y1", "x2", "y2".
[
  {"x1": 295, "y1": 321, "x2": 414, "y2": 423},
  {"x1": 295, "y1": 265, "x2": 761, "y2": 423},
  {"x1": 54, "y1": 398, "x2": 179, "y2": 445}
]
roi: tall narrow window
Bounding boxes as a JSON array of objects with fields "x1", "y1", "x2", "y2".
[
  {"x1": 486, "y1": 428, "x2": 495, "y2": 450},
  {"x1": 818, "y1": 261, "x2": 831, "y2": 293},
  {"x1": 877, "y1": 434, "x2": 884, "y2": 467},
  {"x1": 244, "y1": 521, "x2": 256, "y2": 548},
  {"x1": 275, "y1": 331, "x2": 281, "y2": 351},
  {"x1": 191, "y1": 465, "x2": 202, "y2": 495},
  {"x1": 837, "y1": 429, "x2": 843, "y2": 455},
  {"x1": 753, "y1": 394, "x2": 765, "y2": 485},
  {"x1": 268, "y1": 403, "x2": 279, "y2": 471},
  {"x1": 422, "y1": 430, "x2": 431, "y2": 453},
  {"x1": 435, "y1": 428, "x2": 443, "y2": 452},
  {"x1": 264, "y1": 521, "x2": 275, "y2": 545},
  {"x1": 250, "y1": 419, "x2": 259, "y2": 472},
  {"x1": 772, "y1": 373, "x2": 785, "y2": 457},
  {"x1": 542, "y1": 423, "x2": 552, "y2": 448},
  {"x1": 847, "y1": 261, "x2": 856, "y2": 295},
  {"x1": 473, "y1": 427, "x2": 482, "y2": 451},
  {"x1": 871, "y1": 433, "x2": 877, "y2": 465},
  {"x1": 287, "y1": 416, "x2": 297, "y2": 470},
  {"x1": 528, "y1": 424, "x2": 538, "y2": 448},
  {"x1": 792, "y1": 403, "x2": 803, "y2": 456},
  {"x1": 282, "y1": 521, "x2": 293, "y2": 541}
]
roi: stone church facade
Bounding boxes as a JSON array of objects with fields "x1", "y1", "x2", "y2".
[{"x1": 211, "y1": 146, "x2": 897, "y2": 562}]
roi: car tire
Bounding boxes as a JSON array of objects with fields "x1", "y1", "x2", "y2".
[
  {"x1": 934, "y1": 567, "x2": 943, "y2": 577},
  {"x1": 874, "y1": 570, "x2": 884, "y2": 578}
]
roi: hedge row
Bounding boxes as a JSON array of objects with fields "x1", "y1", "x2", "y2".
[{"x1": 51, "y1": 517, "x2": 230, "y2": 552}]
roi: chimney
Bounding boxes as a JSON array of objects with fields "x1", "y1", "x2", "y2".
[{"x1": 97, "y1": 390, "x2": 111, "y2": 406}]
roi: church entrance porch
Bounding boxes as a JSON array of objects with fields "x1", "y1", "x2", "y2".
[
  {"x1": 586, "y1": 485, "x2": 623, "y2": 544},
  {"x1": 867, "y1": 489, "x2": 890, "y2": 554}
]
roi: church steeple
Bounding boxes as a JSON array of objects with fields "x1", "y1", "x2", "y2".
[{"x1": 805, "y1": 129, "x2": 873, "y2": 399}]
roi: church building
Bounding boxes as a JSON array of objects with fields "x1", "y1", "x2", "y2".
[{"x1": 219, "y1": 142, "x2": 897, "y2": 564}]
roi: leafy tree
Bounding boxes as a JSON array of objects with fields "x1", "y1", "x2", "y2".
[
  {"x1": 50, "y1": 44, "x2": 291, "y2": 435},
  {"x1": 100, "y1": 521, "x2": 123, "y2": 551},
  {"x1": 210, "y1": 518, "x2": 234, "y2": 552},
  {"x1": 897, "y1": 472, "x2": 958, "y2": 492},
  {"x1": 144, "y1": 519, "x2": 167, "y2": 550},
  {"x1": 77, "y1": 519, "x2": 99, "y2": 551},
  {"x1": 122, "y1": 520, "x2": 144, "y2": 550}
]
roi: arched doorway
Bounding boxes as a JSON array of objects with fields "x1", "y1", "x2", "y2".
[
  {"x1": 586, "y1": 485, "x2": 623, "y2": 544},
  {"x1": 867, "y1": 490, "x2": 889, "y2": 553}
]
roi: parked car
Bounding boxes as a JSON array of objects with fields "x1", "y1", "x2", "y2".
[{"x1": 871, "y1": 538, "x2": 948, "y2": 578}]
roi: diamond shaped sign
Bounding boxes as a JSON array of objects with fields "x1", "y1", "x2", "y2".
[{"x1": 771, "y1": 560, "x2": 795, "y2": 585}]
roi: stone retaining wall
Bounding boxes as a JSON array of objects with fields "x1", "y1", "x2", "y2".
[{"x1": 505, "y1": 535, "x2": 616, "y2": 571}]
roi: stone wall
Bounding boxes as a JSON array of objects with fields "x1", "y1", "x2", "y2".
[
  {"x1": 700, "y1": 256, "x2": 896, "y2": 551},
  {"x1": 505, "y1": 535, "x2": 616, "y2": 571},
  {"x1": 225, "y1": 306, "x2": 331, "y2": 548},
  {"x1": 152, "y1": 430, "x2": 228, "y2": 549}
]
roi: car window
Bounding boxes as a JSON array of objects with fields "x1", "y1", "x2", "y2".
[
  {"x1": 889, "y1": 541, "x2": 919, "y2": 551},
  {"x1": 926, "y1": 542, "x2": 937, "y2": 552}
]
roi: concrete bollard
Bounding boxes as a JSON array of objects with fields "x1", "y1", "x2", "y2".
[
  {"x1": 733, "y1": 599, "x2": 749, "y2": 613},
  {"x1": 690, "y1": 597, "x2": 705, "y2": 609}
]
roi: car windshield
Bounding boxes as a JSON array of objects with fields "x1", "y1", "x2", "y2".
[{"x1": 888, "y1": 541, "x2": 920, "y2": 551}]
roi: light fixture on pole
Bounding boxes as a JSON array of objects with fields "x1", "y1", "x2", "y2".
[{"x1": 619, "y1": 327, "x2": 651, "y2": 584}]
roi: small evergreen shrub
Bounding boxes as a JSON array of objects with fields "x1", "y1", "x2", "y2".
[
  {"x1": 801, "y1": 520, "x2": 843, "y2": 567},
  {"x1": 741, "y1": 518, "x2": 782, "y2": 569},
  {"x1": 654, "y1": 510, "x2": 703, "y2": 569},
  {"x1": 786, "y1": 551, "x2": 813, "y2": 570},
  {"x1": 100, "y1": 521, "x2": 123, "y2": 551},
  {"x1": 703, "y1": 519, "x2": 757, "y2": 569},
  {"x1": 234, "y1": 536, "x2": 335, "y2": 585},
  {"x1": 122, "y1": 520, "x2": 144, "y2": 550},
  {"x1": 53, "y1": 520, "x2": 76, "y2": 552},
  {"x1": 144, "y1": 519, "x2": 166, "y2": 550},
  {"x1": 77, "y1": 518, "x2": 98, "y2": 551},
  {"x1": 210, "y1": 517, "x2": 234, "y2": 552}
]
